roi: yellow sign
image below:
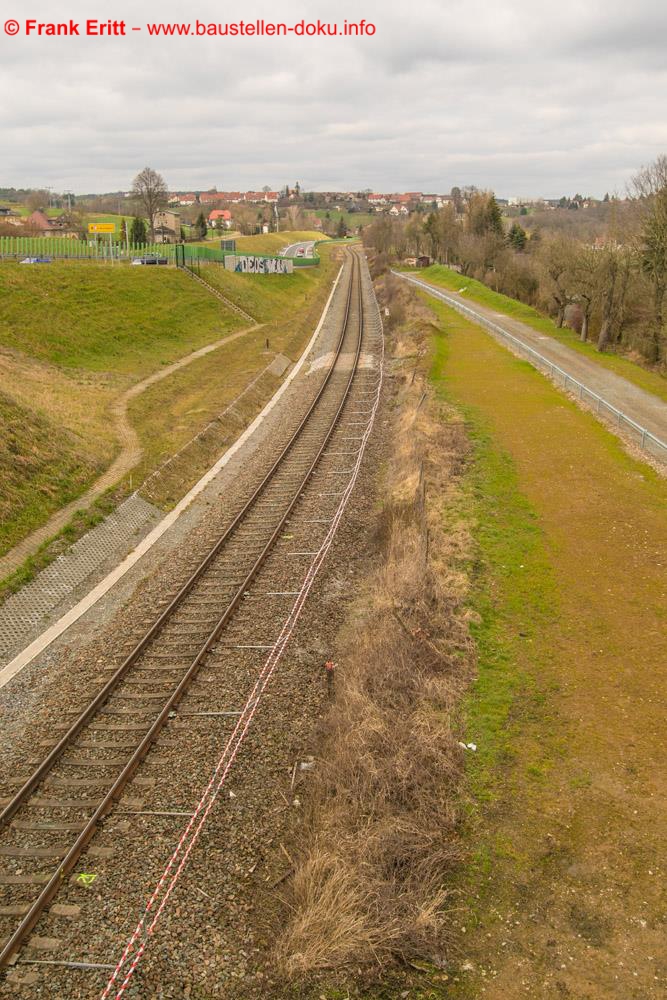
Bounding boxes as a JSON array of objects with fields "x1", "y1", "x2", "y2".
[{"x1": 88, "y1": 223, "x2": 116, "y2": 234}]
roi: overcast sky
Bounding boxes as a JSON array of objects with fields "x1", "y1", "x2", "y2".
[{"x1": 1, "y1": 0, "x2": 666, "y2": 197}]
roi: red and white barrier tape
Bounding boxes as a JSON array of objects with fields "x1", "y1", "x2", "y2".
[{"x1": 101, "y1": 313, "x2": 384, "y2": 999}]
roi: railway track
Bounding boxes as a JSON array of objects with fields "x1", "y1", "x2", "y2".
[{"x1": 0, "y1": 249, "x2": 380, "y2": 979}]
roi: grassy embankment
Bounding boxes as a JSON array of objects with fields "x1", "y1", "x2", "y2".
[
  {"x1": 429, "y1": 294, "x2": 666, "y2": 999},
  {"x1": 0, "y1": 262, "x2": 240, "y2": 560},
  {"x1": 0, "y1": 392, "x2": 96, "y2": 559},
  {"x1": 128, "y1": 244, "x2": 340, "y2": 500},
  {"x1": 0, "y1": 240, "x2": 338, "y2": 587},
  {"x1": 237, "y1": 230, "x2": 324, "y2": 253},
  {"x1": 408, "y1": 263, "x2": 667, "y2": 403}
]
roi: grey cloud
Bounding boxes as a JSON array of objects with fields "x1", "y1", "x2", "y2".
[{"x1": 0, "y1": 0, "x2": 665, "y2": 196}]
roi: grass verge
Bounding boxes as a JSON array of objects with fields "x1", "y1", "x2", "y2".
[
  {"x1": 0, "y1": 488, "x2": 121, "y2": 602},
  {"x1": 275, "y1": 269, "x2": 666, "y2": 999},
  {"x1": 424, "y1": 290, "x2": 666, "y2": 999},
  {"x1": 430, "y1": 329, "x2": 558, "y2": 812}
]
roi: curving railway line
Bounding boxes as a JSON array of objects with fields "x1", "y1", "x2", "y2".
[{"x1": 0, "y1": 248, "x2": 383, "y2": 991}]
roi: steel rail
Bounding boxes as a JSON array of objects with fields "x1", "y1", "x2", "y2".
[
  {"x1": 0, "y1": 255, "x2": 354, "y2": 836},
  {"x1": 0, "y1": 251, "x2": 364, "y2": 969}
]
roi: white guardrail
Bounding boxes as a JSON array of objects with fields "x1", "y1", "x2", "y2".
[{"x1": 394, "y1": 271, "x2": 667, "y2": 465}]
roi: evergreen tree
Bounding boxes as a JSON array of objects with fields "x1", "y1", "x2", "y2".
[
  {"x1": 467, "y1": 191, "x2": 504, "y2": 237},
  {"x1": 130, "y1": 216, "x2": 147, "y2": 245},
  {"x1": 194, "y1": 211, "x2": 208, "y2": 240},
  {"x1": 507, "y1": 221, "x2": 527, "y2": 251},
  {"x1": 487, "y1": 194, "x2": 504, "y2": 235},
  {"x1": 336, "y1": 217, "x2": 347, "y2": 238}
]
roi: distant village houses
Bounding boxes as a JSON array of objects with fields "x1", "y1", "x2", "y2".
[
  {"x1": 169, "y1": 191, "x2": 279, "y2": 207},
  {"x1": 366, "y1": 192, "x2": 454, "y2": 213}
]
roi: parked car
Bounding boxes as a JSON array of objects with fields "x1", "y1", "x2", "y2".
[{"x1": 131, "y1": 255, "x2": 169, "y2": 265}]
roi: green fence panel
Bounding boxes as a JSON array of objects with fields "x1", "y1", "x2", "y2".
[{"x1": 0, "y1": 237, "x2": 322, "y2": 267}]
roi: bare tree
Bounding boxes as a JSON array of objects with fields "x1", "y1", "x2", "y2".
[
  {"x1": 285, "y1": 205, "x2": 306, "y2": 230},
  {"x1": 361, "y1": 216, "x2": 394, "y2": 255},
  {"x1": 538, "y1": 236, "x2": 577, "y2": 327},
  {"x1": 630, "y1": 155, "x2": 667, "y2": 200},
  {"x1": 596, "y1": 248, "x2": 620, "y2": 351},
  {"x1": 131, "y1": 167, "x2": 168, "y2": 241},
  {"x1": 637, "y1": 191, "x2": 667, "y2": 361},
  {"x1": 630, "y1": 155, "x2": 667, "y2": 361},
  {"x1": 438, "y1": 202, "x2": 459, "y2": 264},
  {"x1": 570, "y1": 246, "x2": 599, "y2": 341},
  {"x1": 405, "y1": 214, "x2": 425, "y2": 256},
  {"x1": 25, "y1": 190, "x2": 49, "y2": 213},
  {"x1": 591, "y1": 244, "x2": 632, "y2": 352},
  {"x1": 423, "y1": 212, "x2": 441, "y2": 259}
]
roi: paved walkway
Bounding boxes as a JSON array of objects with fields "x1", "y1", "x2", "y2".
[
  {"x1": 399, "y1": 272, "x2": 667, "y2": 462},
  {"x1": 0, "y1": 324, "x2": 260, "y2": 581}
]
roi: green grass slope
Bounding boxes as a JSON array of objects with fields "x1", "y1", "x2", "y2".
[
  {"x1": 0, "y1": 261, "x2": 243, "y2": 374},
  {"x1": 0, "y1": 245, "x2": 339, "y2": 581},
  {"x1": 0, "y1": 390, "x2": 100, "y2": 557}
]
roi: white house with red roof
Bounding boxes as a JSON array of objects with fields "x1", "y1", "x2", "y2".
[{"x1": 208, "y1": 209, "x2": 232, "y2": 228}]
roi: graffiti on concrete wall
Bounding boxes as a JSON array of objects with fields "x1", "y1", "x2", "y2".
[{"x1": 224, "y1": 255, "x2": 293, "y2": 274}]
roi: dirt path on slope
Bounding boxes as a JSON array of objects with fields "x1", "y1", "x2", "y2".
[
  {"x1": 436, "y1": 306, "x2": 666, "y2": 1000},
  {"x1": 0, "y1": 325, "x2": 261, "y2": 580}
]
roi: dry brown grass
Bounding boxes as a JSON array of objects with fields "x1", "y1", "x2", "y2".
[{"x1": 275, "y1": 278, "x2": 475, "y2": 979}]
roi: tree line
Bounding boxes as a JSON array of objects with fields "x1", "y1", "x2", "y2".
[{"x1": 363, "y1": 156, "x2": 667, "y2": 364}]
